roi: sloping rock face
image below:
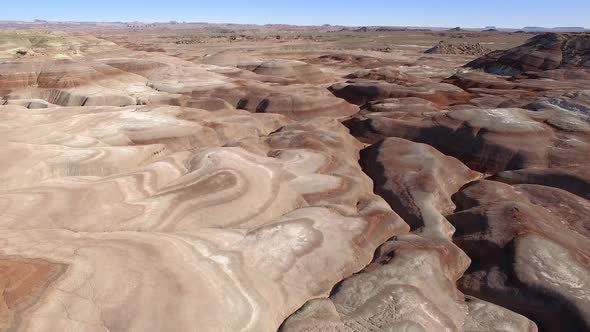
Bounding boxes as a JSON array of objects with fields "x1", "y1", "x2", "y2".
[
  {"x1": 425, "y1": 41, "x2": 491, "y2": 56},
  {"x1": 366, "y1": 97, "x2": 440, "y2": 113},
  {"x1": 491, "y1": 166, "x2": 590, "y2": 200},
  {"x1": 188, "y1": 81, "x2": 359, "y2": 120},
  {"x1": 450, "y1": 180, "x2": 590, "y2": 331},
  {"x1": 282, "y1": 138, "x2": 538, "y2": 332},
  {"x1": 360, "y1": 138, "x2": 480, "y2": 232},
  {"x1": 329, "y1": 81, "x2": 471, "y2": 106},
  {"x1": 346, "y1": 107, "x2": 590, "y2": 173},
  {"x1": 466, "y1": 33, "x2": 590, "y2": 76},
  {"x1": 249, "y1": 59, "x2": 330, "y2": 84}
]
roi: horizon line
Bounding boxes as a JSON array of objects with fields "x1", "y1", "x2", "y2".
[{"x1": 0, "y1": 19, "x2": 587, "y2": 31}]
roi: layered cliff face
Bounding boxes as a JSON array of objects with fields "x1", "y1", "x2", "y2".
[
  {"x1": 465, "y1": 32, "x2": 590, "y2": 76},
  {"x1": 1, "y1": 29, "x2": 589, "y2": 332}
]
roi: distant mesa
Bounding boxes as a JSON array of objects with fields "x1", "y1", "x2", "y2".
[
  {"x1": 374, "y1": 26, "x2": 407, "y2": 32},
  {"x1": 523, "y1": 26, "x2": 588, "y2": 32},
  {"x1": 552, "y1": 27, "x2": 588, "y2": 32},
  {"x1": 447, "y1": 27, "x2": 462, "y2": 32},
  {"x1": 522, "y1": 26, "x2": 546, "y2": 31},
  {"x1": 350, "y1": 26, "x2": 408, "y2": 33}
]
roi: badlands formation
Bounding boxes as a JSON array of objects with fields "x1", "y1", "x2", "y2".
[{"x1": 0, "y1": 25, "x2": 589, "y2": 332}]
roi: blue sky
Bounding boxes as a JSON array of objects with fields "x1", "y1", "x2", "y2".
[{"x1": 2, "y1": 0, "x2": 588, "y2": 28}]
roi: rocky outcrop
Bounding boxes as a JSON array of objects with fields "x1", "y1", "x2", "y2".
[
  {"x1": 329, "y1": 81, "x2": 471, "y2": 107},
  {"x1": 366, "y1": 97, "x2": 440, "y2": 113},
  {"x1": 249, "y1": 59, "x2": 330, "y2": 84},
  {"x1": 450, "y1": 180, "x2": 590, "y2": 331},
  {"x1": 345, "y1": 67, "x2": 418, "y2": 84},
  {"x1": 360, "y1": 138, "x2": 480, "y2": 231},
  {"x1": 190, "y1": 81, "x2": 360, "y2": 120},
  {"x1": 345, "y1": 108, "x2": 590, "y2": 173},
  {"x1": 425, "y1": 41, "x2": 491, "y2": 56},
  {"x1": 491, "y1": 166, "x2": 590, "y2": 200},
  {"x1": 466, "y1": 33, "x2": 590, "y2": 76},
  {"x1": 282, "y1": 138, "x2": 538, "y2": 332}
]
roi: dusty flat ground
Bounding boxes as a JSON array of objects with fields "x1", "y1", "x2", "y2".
[{"x1": 0, "y1": 25, "x2": 589, "y2": 332}]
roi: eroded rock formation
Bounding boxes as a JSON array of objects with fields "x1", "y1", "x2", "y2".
[
  {"x1": 466, "y1": 33, "x2": 590, "y2": 76},
  {"x1": 425, "y1": 41, "x2": 491, "y2": 56},
  {"x1": 450, "y1": 180, "x2": 590, "y2": 331},
  {"x1": 282, "y1": 138, "x2": 538, "y2": 332}
]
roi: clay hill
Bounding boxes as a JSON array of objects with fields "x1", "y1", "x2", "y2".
[
  {"x1": 0, "y1": 25, "x2": 588, "y2": 332},
  {"x1": 466, "y1": 32, "x2": 590, "y2": 75}
]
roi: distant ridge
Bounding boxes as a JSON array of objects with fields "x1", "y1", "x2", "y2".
[
  {"x1": 0, "y1": 20, "x2": 586, "y2": 33},
  {"x1": 523, "y1": 26, "x2": 588, "y2": 32}
]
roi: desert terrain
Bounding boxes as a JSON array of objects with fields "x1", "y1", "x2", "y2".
[{"x1": 0, "y1": 22, "x2": 589, "y2": 331}]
